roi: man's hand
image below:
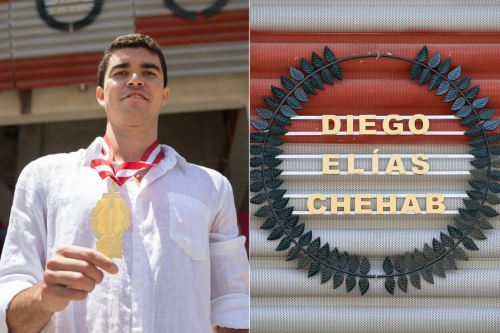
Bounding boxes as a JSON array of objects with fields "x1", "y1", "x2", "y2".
[
  {"x1": 7, "y1": 245, "x2": 119, "y2": 333},
  {"x1": 39, "y1": 245, "x2": 119, "y2": 312}
]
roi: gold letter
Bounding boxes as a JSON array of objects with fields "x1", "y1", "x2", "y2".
[
  {"x1": 331, "y1": 195, "x2": 351, "y2": 214},
  {"x1": 385, "y1": 154, "x2": 406, "y2": 174},
  {"x1": 376, "y1": 195, "x2": 397, "y2": 214},
  {"x1": 426, "y1": 194, "x2": 445, "y2": 214},
  {"x1": 411, "y1": 154, "x2": 429, "y2": 175},
  {"x1": 359, "y1": 115, "x2": 377, "y2": 135},
  {"x1": 401, "y1": 195, "x2": 421, "y2": 214},
  {"x1": 348, "y1": 154, "x2": 365, "y2": 174},
  {"x1": 322, "y1": 115, "x2": 340, "y2": 135},
  {"x1": 409, "y1": 114, "x2": 429, "y2": 135},
  {"x1": 307, "y1": 194, "x2": 327, "y2": 214},
  {"x1": 346, "y1": 115, "x2": 354, "y2": 134},
  {"x1": 355, "y1": 194, "x2": 372, "y2": 214},
  {"x1": 383, "y1": 114, "x2": 403, "y2": 135},
  {"x1": 323, "y1": 154, "x2": 340, "y2": 174}
]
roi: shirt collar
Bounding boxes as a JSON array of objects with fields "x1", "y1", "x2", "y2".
[{"x1": 81, "y1": 136, "x2": 187, "y2": 172}]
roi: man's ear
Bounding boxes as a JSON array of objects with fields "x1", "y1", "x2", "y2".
[
  {"x1": 96, "y1": 86, "x2": 105, "y2": 107},
  {"x1": 161, "y1": 87, "x2": 170, "y2": 106}
]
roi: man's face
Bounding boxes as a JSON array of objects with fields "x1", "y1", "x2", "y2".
[{"x1": 96, "y1": 47, "x2": 169, "y2": 128}]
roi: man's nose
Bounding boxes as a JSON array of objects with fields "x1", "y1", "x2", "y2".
[{"x1": 127, "y1": 73, "x2": 144, "y2": 86}]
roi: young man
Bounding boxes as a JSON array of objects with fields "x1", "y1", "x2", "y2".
[{"x1": 0, "y1": 34, "x2": 249, "y2": 333}]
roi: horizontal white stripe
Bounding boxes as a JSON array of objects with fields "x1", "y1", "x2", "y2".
[
  {"x1": 284, "y1": 193, "x2": 468, "y2": 198},
  {"x1": 94, "y1": 164, "x2": 113, "y2": 174},
  {"x1": 292, "y1": 210, "x2": 459, "y2": 215},
  {"x1": 292, "y1": 115, "x2": 459, "y2": 120},
  {"x1": 277, "y1": 154, "x2": 474, "y2": 159},
  {"x1": 281, "y1": 171, "x2": 471, "y2": 176},
  {"x1": 285, "y1": 131, "x2": 465, "y2": 136}
]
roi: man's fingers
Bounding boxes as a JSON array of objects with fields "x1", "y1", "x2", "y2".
[
  {"x1": 46, "y1": 257, "x2": 104, "y2": 284},
  {"x1": 44, "y1": 270, "x2": 96, "y2": 293},
  {"x1": 55, "y1": 246, "x2": 118, "y2": 274},
  {"x1": 44, "y1": 284, "x2": 88, "y2": 301}
]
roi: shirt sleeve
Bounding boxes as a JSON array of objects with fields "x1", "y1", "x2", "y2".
[
  {"x1": 0, "y1": 161, "x2": 47, "y2": 333},
  {"x1": 209, "y1": 176, "x2": 249, "y2": 330}
]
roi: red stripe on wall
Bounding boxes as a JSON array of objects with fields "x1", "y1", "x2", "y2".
[
  {"x1": 250, "y1": 32, "x2": 500, "y2": 144},
  {"x1": 136, "y1": 10, "x2": 249, "y2": 46}
]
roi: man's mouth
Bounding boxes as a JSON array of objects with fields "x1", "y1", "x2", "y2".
[{"x1": 123, "y1": 93, "x2": 148, "y2": 101}]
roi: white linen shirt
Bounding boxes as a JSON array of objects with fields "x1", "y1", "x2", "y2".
[{"x1": 0, "y1": 138, "x2": 249, "y2": 333}]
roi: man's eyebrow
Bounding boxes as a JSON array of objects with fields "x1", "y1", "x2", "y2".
[
  {"x1": 110, "y1": 63, "x2": 129, "y2": 71},
  {"x1": 142, "y1": 63, "x2": 161, "y2": 72}
]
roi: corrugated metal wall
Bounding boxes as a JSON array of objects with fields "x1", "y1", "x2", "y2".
[
  {"x1": 0, "y1": 0, "x2": 248, "y2": 90},
  {"x1": 250, "y1": 3, "x2": 500, "y2": 333}
]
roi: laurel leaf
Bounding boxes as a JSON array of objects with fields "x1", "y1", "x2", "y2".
[
  {"x1": 469, "y1": 179, "x2": 487, "y2": 190},
  {"x1": 359, "y1": 277, "x2": 369, "y2": 295},
  {"x1": 286, "y1": 245, "x2": 300, "y2": 261},
  {"x1": 280, "y1": 75, "x2": 295, "y2": 90},
  {"x1": 254, "y1": 205, "x2": 271, "y2": 217},
  {"x1": 473, "y1": 96, "x2": 489, "y2": 109},
  {"x1": 423, "y1": 243, "x2": 435, "y2": 259},
  {"x1": 301, "y1": 81, "x2": 316, "y2": 95},
  {"x1": 260, "y1": 217, "x2": 277, "y2": 230},
  {"x1": 308, "y1": 261, "x2": 321, "y2": 277},
  {"x1": 447, "y1": 66, "x2": 461, "y2": 81},
  {"x1": 321, "y1": 267, "x2": 333, "y2": 284},
  {"x1": 383, "y1": 257, "x2": 394, "y2": 274},
  {"x1": 438, "y1": 58, "x2": 452, "y2": 73},
  {"x1": 470, "y1": 158, "x2": 489, "y2": 169},
  {"x1": 330, "y1": 64, "x2": 343, "y2": 81},
  {"x1": 436, "y1": 80, "x2": 450, "y2": 96},
  {"x1": 410, "y1": 63, "x2": 422, "y2": 81},
  {"x1": 419, "y1": 68, "x2": 431, "y2": 85},
  {"x1": 346, "y1": 274, "x2": 356, "y2": 293},
  {"x1": 479, "y1": 109, "x2": 495, "y2": 120},
  {"x1": 290, "y1": 223, "x2": 305, "y2": 237},
  {"x1": 397, "y1": 275, "x2": 408, "y2": 293},
  {"x1": 428, "y1": 52, "x2": 441, "y2": 68},
  {"x1": 333, "y1": 271, "x2": 344, "y2": 289},
  {"x1": 421, "y1": 267, "x2": 434, "y2": 284},
  {"x1": 482, "y1": 205, "x2": 499, "y2": 217},
  {"x1": 250, "y1": 132, "x2": 266, "y2": 143},
  {"x1": 290, "y1": 66, "x2": 305, "y2": 81},
  {"x1": 462, "y1": 236, "x2": 479, "y2": 251},
  {"x1": 279, "y1": 105, "x2": 297, "y2": 118},
  {"x1": 267, "y1": 227, "x2": 283, "y2": 240},
  {"x1": 298, "y1": 230, "x2": 312, "y2": 246},
  {"x1": 456, "y1": 105, "x2": 472, "y2": 118},
  {"x1": 300, "y1": 58, "x2": 314, "y2": 74},
  {"x1": 464, "y1": 125, "x2": 482, "y2": 137},
  {"x1": 256, "y1": 108, "x2": 274, "y2": 120},
  {"x1": 463, "y1": 198, "x2": 481, "y2": 211},
  {"x1": 310, "y1": 73, "x2": 325, "y2": 89},
  {"x1": 432, "y1": 238, "x2": 446, "y2": 255},
  {"x1": 250, "y1": 180, "x2": 264, "y2": 192},
  {"x1": 296, "y1": 253, "x2": 310, "y2": 269},
  {"x1": 461, "y1": 114, "x2": 479, "y2": 127},
  {"x1": 415, "y1": 45, "x2": 428, "y2": 62},
  {"x1": 271, "y1": 86, "x2": 287, "y2": 100},
  {"x1": 263, "y1": 96, "x2": 280, "y2": 108},
  {"x1": 274, "y1": 114, "x2": 292, "y2": 126},
  {"x1": 294, "y1": 88, "x2": 309, "y2": 102},
  {"x1": 486, "y1": 192, "x2": 500, "y2": 204},
  {"x1": 440, "y1": 232, "x2": 455, "y2": 247},
  {"x1": 286, "y1": 96, "x2": 302, "y2": 110},
  {"x1": 453, "y1": 246, "x2": 468, "y2": 261},
  {"x1": 469, "y1": 226, "x2": 487, "y2": 240},
  {"x1": 385, "y1": 276, "x2": 396, "y2": 295},
  {"x1": 451, "y1": 97, "x2": 466, "y2": 111},
  {"x1": 360, "y1": 257, "x2": 370, "y2": 275},
  {"x1": 348, "y1": 256, "x2": 360, "y2": 273},
  {"x1": 448, "y1": 225, "x2": 464, "y2": 239},
  {"x1": 276, "y1": 237, "x2": 292, "y2": 251},
  {"x1": 433, "y1": 261, "x2": 446, "y2": 278},
  {"x1": 458, "y1": 75, "x2": 471, "y2": 90},
  {"x1": 320, "y1": 69, "x2": 334, "y2": 85},
  {"x1": 444, "y1": 88, "x2": 458, "y2": 103},
  {"x1": 276, "y1": 207, "x2": 293, "y2": 219},
  {"x1": 324, "y1": 46, "x2": 336, "y2": 63},
  {"x1": 251, "y1": 119, "x2": 268, "y2": 131},
  {"x1": 466, "y1": 85, "x2": 480, "y2": 99},
  {"x1": 270, "y1": 125, "x2": 287, "y2": 136},
  {"x1": 428, "y1": 74, "x2": 441, "y2": 90},
  {"x1": 483, "y1": 120, "x2": 500, "y2": 131},
  {"x1": 410, "y1": 272, "x2": 421, "y2": 289},
  {"x1": 444, "y1": 254, "x2": 458, "y2": 270}
]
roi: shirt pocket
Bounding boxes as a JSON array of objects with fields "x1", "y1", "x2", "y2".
[{"x1": 168, "y1": 193, "x2": 210, "y2": 261}]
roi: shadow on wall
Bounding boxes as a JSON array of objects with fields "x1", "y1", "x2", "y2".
[{"x1": 0, "y1": 224, "x2": 6, "y2": 256}]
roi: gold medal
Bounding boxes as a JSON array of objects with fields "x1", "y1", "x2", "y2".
[{"x1": 91, "y1": 182, "x2": 131, "y2": 258}]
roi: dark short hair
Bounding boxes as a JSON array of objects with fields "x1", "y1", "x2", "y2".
[{"x1": 97, "y1": 34, "x2": 168, "y2": 87}]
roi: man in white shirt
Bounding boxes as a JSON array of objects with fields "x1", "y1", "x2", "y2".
[{"x1": 0, "y1": 34, "x2": 249, "y2": 333}]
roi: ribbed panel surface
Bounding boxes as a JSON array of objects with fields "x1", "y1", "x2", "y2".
[
  {"x1": 0, "y1": 0, "x2": 248, "y2": 90},
  {"x1": 250, "y1": 5, "x2": 500, "y2": 331}
]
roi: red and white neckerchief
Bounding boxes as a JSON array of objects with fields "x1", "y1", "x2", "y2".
[{"x1": 90, "y1": 135, "x2": 164, "y2": 186}]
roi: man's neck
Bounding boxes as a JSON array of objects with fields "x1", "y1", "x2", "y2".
[{"x1": 105, "y1": 123, "x2": 158, "y2": 162}]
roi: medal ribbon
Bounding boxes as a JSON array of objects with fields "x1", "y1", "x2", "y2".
[{"x1": 90, "y1": 135, "x2": 164, "y2": 186}]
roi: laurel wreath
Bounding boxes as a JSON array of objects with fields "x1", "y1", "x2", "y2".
[
  {"x1": 250, "y1": 46, "x2": 500, "y2": 295},
  {"x1": 36, "y1": 0, "x2": 103, "y2": 32}
]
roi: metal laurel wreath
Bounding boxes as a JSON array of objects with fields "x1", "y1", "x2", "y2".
[{"x1": 250, "y1": 46, "x2": 500, "y2": 295}]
